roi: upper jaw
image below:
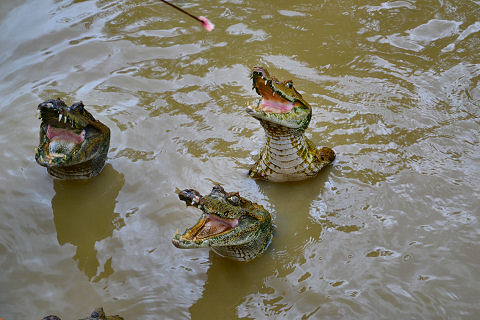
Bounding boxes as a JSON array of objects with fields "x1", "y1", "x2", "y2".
[
  {"x1": 251, "y1": 66, "x2": 270, "y2": 80},
  {"x1": 36, "y1": 103, "x2": 90, "y2": 166},
  {"x1": 252, "y1": 71, "x2": 294, "y2": 112},
  {"x1": 247, "y1": 68, "x2": 312, "y2": 129},
  {"x1": 249, "y1": 68, "x2": 308, "y2": 114},
  {"x1": 38, "y1": 106, "x2": 89, "y2": 129}
]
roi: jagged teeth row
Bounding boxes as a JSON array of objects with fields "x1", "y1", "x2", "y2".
[
  {"x1": 260, "y1": 76, "x2": 275, "y2": 96},
  {"x1": 57, "y1": 113, "x2": 77, "y2": 127}
]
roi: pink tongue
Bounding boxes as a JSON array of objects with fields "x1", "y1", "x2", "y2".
[
  {"x1": 260, "y1": 98, "x2": 295, "y2": 113},
  {"x1": 210, "y1": 215, "x2": 239, "y2": 228},
  {"x1": 196, "y1": 215, "x2": 239, "y2": 239},
  {"x1": 47, "y1": 125, "x2": 85, "y2": 144}
]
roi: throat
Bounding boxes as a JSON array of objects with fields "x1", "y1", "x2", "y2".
[{"x1": 252, "y1": 119, "x2": 318, "y2": 181}]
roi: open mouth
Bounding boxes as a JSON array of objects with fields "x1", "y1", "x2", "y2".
[
  {"x1": 183, "y1": 214, "x2": 239, "y2": 241},
  {"x1": 38, "y1": 110, "x2": 88, "y2": 161},
  {"x1": 46, "y1": 125, "x2": 85, "y2": 158},
  {"x1": 252, "y1": 71, "x2": 301, "y2": 114}
]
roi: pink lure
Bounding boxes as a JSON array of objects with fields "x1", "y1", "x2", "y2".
[{"x1": 199, "y1": 16, "x2": 215, "y2": 32}]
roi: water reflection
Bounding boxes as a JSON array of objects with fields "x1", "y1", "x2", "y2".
[
  {"x1": 189, "y1": 251, "x2": 275, "y2": 319},
  {"x1": 52, "y1": 164, "x2": 125, "y2": 280},
  {"x1": 258, "y1": 168, "x2": 338, "y2": 245}
]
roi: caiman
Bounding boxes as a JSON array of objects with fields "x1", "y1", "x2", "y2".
[
  {"x1": 35, "y1": 98, "x2": 110, "y2": 179},
  {"x1": 246, "y1": 67, "x2": 335, "y2": 182},
  {"x1": 172, "y1": 184, "x2": 273, "y2": 262},
  {"x1": 42, "y1": 307, "x2": 124, "y2": 320}
]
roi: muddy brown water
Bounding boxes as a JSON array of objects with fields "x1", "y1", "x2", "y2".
[{"x1": 1, "y1": 0, "x2": 479, "y2": 319}]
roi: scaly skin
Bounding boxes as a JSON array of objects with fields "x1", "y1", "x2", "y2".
[
  {"x1": 172, "y1": 184, "x2": 273, "y2": 262},
  {"x1": 42, "y1": 307, "x2": 124, "y2": 320},
  {"x1": 246, "y1": 67, "x2": 335, "y2": 182},
  {"x1": 35, "y1": 98, "x2": 110, "y2": 179}
]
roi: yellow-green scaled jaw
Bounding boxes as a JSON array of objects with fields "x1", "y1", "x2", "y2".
[
  {"x1": 246, "y1": 67, "x2": 335, "y2": 182},
  {"x1": 172, "y1": 184, "x2": 273, "y2": 262},
  {"x1": 35, "y1": 98, "x2": 110, "y2": 180}
]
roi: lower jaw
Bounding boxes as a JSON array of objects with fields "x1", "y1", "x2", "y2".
[
  {"x1": 46, "y1": 153, "x2": 107, "y2": 180},
  {"x1": 48, "y1": 139, "x2": 76, "y2": 156},
  {"x1": 36, "y1": 146, "x2": 108, "y2": 180}
]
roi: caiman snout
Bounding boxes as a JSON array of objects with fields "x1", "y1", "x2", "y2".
[{"x1": 178, "y1": 189, "x2": 202, "y2": 207}]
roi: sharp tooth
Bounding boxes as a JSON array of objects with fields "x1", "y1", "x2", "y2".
[
  {"x1": 265, "y1": 80, "x2": 267, "y2": 85},
  {"x1": 273, "y1": 91, "x2": 275, "y2": 96},
  {"x1": 59, "y1": 114, "x2": 62, "y2": 122}
]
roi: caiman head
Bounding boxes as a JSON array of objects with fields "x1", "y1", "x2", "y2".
[
  {"x1": 246, "y1": 66, "x2": 312, "y2": 130},
  {"x1": 42, "y1": 307, "x2": 124, "y2": 320},
  {"x1": 172, "y1": 184, "x2": 273, "y2": 261},
  {"x1": 35, "y1": 98, "x2": 110, "y2": 179},
  {"x1": 80, "y1": 307, "x2": 124, "y2": 320}
]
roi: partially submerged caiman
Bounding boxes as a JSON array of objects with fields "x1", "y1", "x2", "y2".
[
  {"x1": 35, "y1": 98, "x2": 110, "y2": 179},
  {"x1": 172, "y1": 184, "x2": 273, "y2": 262},
  {"x1": 247, "y1": 67, "x2": 335, "y2": 182},
  {"x1": 42, "y1": 307, "x2": 124, "y2": 320}
]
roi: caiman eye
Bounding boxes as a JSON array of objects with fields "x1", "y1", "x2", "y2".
[
  {"x1": 227, "y1": 195, "x2": 239, "y2": 206},
  {"x1": 70, "y1": 102, "x2": 85, "y2": 112},
  {"x1": 286, "y1": 81, "x2": 293, "y2": 88}
]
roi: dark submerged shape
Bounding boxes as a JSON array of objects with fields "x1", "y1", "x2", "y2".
[
  {"x1": 246, "y1": 67, "x2": 335, "y2": 182},
  {"x1": 172, "y1": 184, "x2": 273, "y2": 262},
  {"x1": 35, "y1": 98, "x2": 110, "y2": 179},
  {"x1": 42, "y1": 307, "x2": 124, "y2": 320}
]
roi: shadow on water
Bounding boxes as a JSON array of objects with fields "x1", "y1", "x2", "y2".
[
  {"x1": 257, "y1": 168, "x2": 335, "y2": 246},
  {"x1": 189, "y1": 167, "x2": 335, "y2": 319},
  {"x1": 51, "y1": 164, "x2": 125, "y2": 281},
  {"x1": 189, "y1": 251, "x2": 276, "y2": 320}
]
